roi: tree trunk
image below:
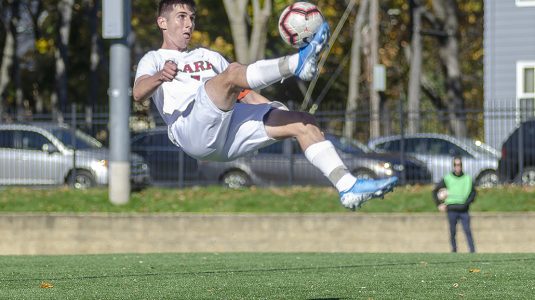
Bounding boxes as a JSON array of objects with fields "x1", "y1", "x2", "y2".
[
  {"x1": 87, "y1": 0, "x2": 102, "y2": 126},
  {"x1": 0, "y1": 0, "x2": 23, "y2": 121},
  {"x1": 53, "y1": 0, "x2": 74, "y2": 120},
  {"x1": 248, "y1": 0, "x2": 271, "y2": 61},
  {"x1": 24, "y1": 0, "x2": 44, "y2": 114},
  {"x1": 380, "y1": 93, "x2": 391, "y2": 135},
  {"x1": 223, "y1": 0, "x2": 271, "y2": 64},
  {"x1": 369, "y1": 0, "x2": 380, "y2": 138},
  {"x1": 407, "y1": 0, "x2": 424, "y2": 134},
  {"x1": 0, "y1": 10, "x2": 15, "y2": 121},
  {"x1": 432, "y1": 0, "x2": 467, "y2": 137},
  {"x1": 343, "y1": 0, "x2": 369, "y2": 140},
  {"x1": 222, "y1": 0, "x2": 249, "y2": 63}
]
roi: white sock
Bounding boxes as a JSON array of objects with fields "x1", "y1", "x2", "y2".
[
  {"x1": 288, "y1": 54, "x2": 299, "y2": 74},
  {"x1": 337, "y1": 174, "x2": 359, "y2": 192},
  {"x1": 304, "y1": 140, "x2": 357, "y2": 192},
  {"x1": 246, "y1": 58, "x2": 293, "y2": 90}
]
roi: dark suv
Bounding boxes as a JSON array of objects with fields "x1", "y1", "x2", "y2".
[{"x1": 498, "y1": 120, "x2": 535, "y2": 185}]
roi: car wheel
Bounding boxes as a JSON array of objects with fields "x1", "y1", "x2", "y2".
[
  {"x1": 221, "y1": 170, "x2": 251, "y2": 189},
  {"x1": 352, "y1": 168, "x2": 376, "y2": 180},
  {"x1": 518, "y1": 166, "x2": 535, "y2": 186},
  {"x1": 68, "y1": 170, "x2": 95, "y2": 189},
  {"x1": 476, "y1": 170, "x2": 498, "y2": 188}
]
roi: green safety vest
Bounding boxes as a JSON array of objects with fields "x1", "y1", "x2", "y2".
[{"x1": 444, "y1": 173, "x2": 472, "y2": 205}]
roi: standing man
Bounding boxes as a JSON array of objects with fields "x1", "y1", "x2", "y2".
[
  {"x1": 433, "y1": 156, "x2": 476, "y2": 253},
  {"x1": 133, "y1": 0, "x2": 398, "y2": 210}
]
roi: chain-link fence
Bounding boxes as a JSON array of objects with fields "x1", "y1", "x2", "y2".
[{"x1": 1, "y1": 103, "x2": 533, "y2": 189}]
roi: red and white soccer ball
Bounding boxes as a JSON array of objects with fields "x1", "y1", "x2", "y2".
[{"x1": 278, "y1": 2, "x2": 324, "y2": 48}]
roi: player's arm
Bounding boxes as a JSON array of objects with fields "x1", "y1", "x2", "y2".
[
  {"x1": 465, "y1": 183, "x2": 477, "y2": 205},
  {"x1": 133, "y1": 61, "x2": 178, "y2": 102},
  {"x1": 432, "y1": 180, "x2": 446, "y2": 206}
]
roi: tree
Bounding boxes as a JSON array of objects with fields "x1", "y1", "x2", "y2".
[
  {"x1": 86, "y1": 0, "x2": 103, "y2": 117},
  {"x1": 343, "y1": 0, "x2": 368, "y2": 140},
  {"x1": 368, "y1": 0, "x2": 380, "y2": 138},
  {"x1": 50, "y1": 0, "x2": 74, "y2": 121},
  {"x1": 0, "y1": 0, "x2": 22, "y2": 121},
  {"x1": 24, "y1": 0, "x2": 45, "y2": 114},
  {"x1": 432, "y1": 0, "x2": 467, "y2": 137},
  {"x1": 417, "y1": 0, "x2": 467, "y2": 137},
  {"x1": 222, "y1": 0, "x2": 272, "y2": 64},
  {"x1": 406, "y1": 0, "x2": 424, "y2": 134}
]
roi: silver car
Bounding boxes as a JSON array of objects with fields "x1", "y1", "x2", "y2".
[
  {"x1": 368, "y1": 133, "x2": 499, "y2": 187},
  {"x1": 0, "y1": 123, "x2": 150, "y2": 189},
  {"x1": 199, "y1": 134, "x2": 431, "y2": 188}
]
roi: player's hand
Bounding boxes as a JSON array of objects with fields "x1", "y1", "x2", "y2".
[
  {"x1": 438, "y1": 203, "x2": 447, "y2": 212},
  {"x1": 158, "y1": 60, "x2": 178, "y2": 82}
]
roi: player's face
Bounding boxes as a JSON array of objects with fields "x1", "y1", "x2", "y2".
[{"x1": 159, "y1": 4, "x2": 196, "y2": 51}]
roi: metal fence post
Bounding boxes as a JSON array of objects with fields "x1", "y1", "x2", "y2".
[
  {"x1": 398, "y1": 98, "x2": 406, "y2": 184},
  {"x1": 288, "y1": 101, "x2": 295, "y2": 186},
  {"x1": 71, "y1": 103, "x2": 77, "y2": 186},
  {"x1": 178, "y1": 149, "x2": 185, "y2": 188},
  {"x1": 518, "y1": 123, "x2": 524, "y2": 185}
]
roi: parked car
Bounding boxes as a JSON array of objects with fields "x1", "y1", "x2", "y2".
[
  {"x1": 498, "y1": 120, "x2": 535, "y2": 185},
  {"x1": 198, "y1": 134, "x2": 431, "y2": 188},
  {"x1": 131, "y1": 127, "x2": 200, "y2": 186},
  {"x1": 368, "y1": 133, "x2": 500, "y2": 187},
  {"x1": 0, "y1": 123, "x2": 150, "y2": 189}
]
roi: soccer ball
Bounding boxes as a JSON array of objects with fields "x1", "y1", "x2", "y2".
[
  {"x1": 437, "y1": 188, "x2": 448, "y2": 202},
  {"x1": 278, "y1": 2, "x2": 324, "y2": 48}
]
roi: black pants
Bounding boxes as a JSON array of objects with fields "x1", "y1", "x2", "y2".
[{"x1": 447, "y1": 210, "x2": 475, "y2": 253}]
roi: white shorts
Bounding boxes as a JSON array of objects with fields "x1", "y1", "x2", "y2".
[{"x1": 168, "y1": 85, "x2": 276, "y2": 162}]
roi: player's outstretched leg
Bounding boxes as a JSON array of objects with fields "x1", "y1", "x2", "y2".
[
  {"x1": 339, "y1": 176, "x2": 398, "y2": 210},
  {"x1": 294, "y1": 21, "x2": 330, "y2": 80}
]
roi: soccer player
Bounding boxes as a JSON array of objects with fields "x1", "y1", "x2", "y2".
[{"x1": 133, "y1": 0, "x2": 398, "y2": 209}]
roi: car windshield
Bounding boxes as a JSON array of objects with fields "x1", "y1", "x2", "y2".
[
  {"x1": 50, "y1": 128, "x2": 102, "y2": 150},
  {"x1": 326, "y1": 134, "x2": 370, "y2": 154}
]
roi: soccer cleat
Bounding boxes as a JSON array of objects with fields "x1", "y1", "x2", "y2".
[
  {"x1": 339, "y1": 176, "x2": 398, "y2": 210},
  {"x1": 294, "y1": 21, "x2": 331, "y2": 81}
]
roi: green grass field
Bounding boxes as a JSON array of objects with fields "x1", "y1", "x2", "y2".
[
  {"x1": 1, "y1": 185, "x2": 534, "y2": 213},
  {"x1": 1, "y1": 253, "x2": 534, "y2": 299}
]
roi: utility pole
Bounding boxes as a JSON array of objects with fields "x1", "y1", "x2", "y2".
[{"x1": 103, "y1": 0, "x2": 131, "y2": 205}]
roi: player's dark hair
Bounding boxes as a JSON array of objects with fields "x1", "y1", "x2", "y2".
[
  {"x1": 158, "y1": 0, "x2": 196, "y2": 17},
  {"x1": 453, "y1": 156, "x2": 462, "y2": 166}
]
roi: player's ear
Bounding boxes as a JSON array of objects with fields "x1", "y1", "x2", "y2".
[{"x1": 157, "y1": 16, "x2": 167, "y2": 30}]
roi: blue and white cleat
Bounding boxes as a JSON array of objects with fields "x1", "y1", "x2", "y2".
[
  {"x1": 339, "y1": 176, "x2": 398, "y2": 210},
  {"x1": 294, "y1": 21, "x2": 331, "y2": 81}
]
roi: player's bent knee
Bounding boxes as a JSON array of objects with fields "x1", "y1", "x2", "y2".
[
  {"x1": 226, "y1": 62, "x2": 244, "y2": 72},
  {"x1": 291, "y1": 112, "x2": 320, "y2": 136},
  {"x1": 219, "y1": 62, "x2": 247, "y2": 89},
  {"x1": 224, "y1": 63, "x2": 246, "y2": 78}
]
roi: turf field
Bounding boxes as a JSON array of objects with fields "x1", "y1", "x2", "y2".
[{"x1": 2, "y1": 253, "x2": 534, "y2": 299}]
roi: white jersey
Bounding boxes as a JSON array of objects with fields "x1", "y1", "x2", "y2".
[{"x1": 135, "y1": 48, "x2": 229, "y2": 125}]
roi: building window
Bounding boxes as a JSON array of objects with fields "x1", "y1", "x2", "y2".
[
  {"x1": 517, "y1": 62, "x2": 535, "y2": 122},
  {"x1": 516, "y1": 0, "x2": 535, "y2": 7}
]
